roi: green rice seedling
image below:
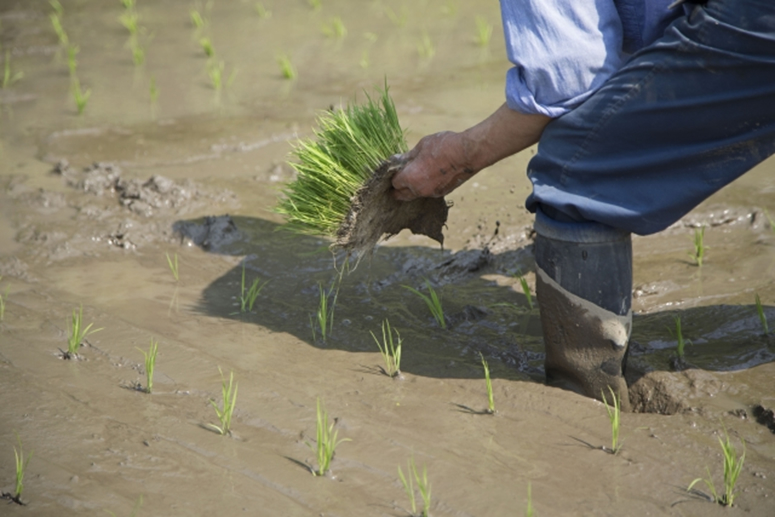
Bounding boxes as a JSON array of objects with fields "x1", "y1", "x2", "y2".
[
  {"x1": 0, "y1": 276, "x2": 7, "y2": 322},
  {"x1": 311, "y1": 282, "x2": 338, "y2": 341},
  {"x1": 398, "y1": 457, "x2": 431, "y2": 517},
  {"x1": 306, "y1": 398, "x2": 350, "y2": 476},
  {"x1": 119, "y1": 10, "x2": 139, "y2": 37},
  {"x1": 199, "y1": 36, "x2": 215, "y2": 57},
  {"x1": 764, "y1": 209, "x2": 775, "y2": 232},
  {"x1": 688, "y1": 429, "x2": 746, "y2": 506},
  {"x1": 165, "y1": 252, "x2": 179, "y2": 281},
  {"x1": 50, "y1": 0, "x2": 64, "y2": 16},
  {"x1": 208, "y1": 367, "x2": 238, "y2": 435},
  {"x1": 11, "y1": 436, "x2": 32, "y2": 504},
  {"x1": 308, "y1": 0, "x2": 322, "y2": 10},
  {"x1": 71, "y1": 76, "x2": 91, "y2": 115},
  {"x1": 525, "y1": 482, "x2": 534, "y2": 517},
  {"x1": 239, "y1": 263, "x2": 269, "y2": 312},
  {"x1": 206, "y1": 59, "x2": 236, "y2": 90},
  {"x1": 689, "y1": 226, "x2": 708, "y2": 267},
  {"x1": 190, "y1": 9, "x2": 205, "y2": 29},
  {"x1": 672, "y1": 315, "x2": 691, "y2": 358},
  {"x1": 474, "y1": 15, "x2": 493, "y2": 47},
  {"x1": 276, "y1": 54, "x2": 296, "y2": 80},
  {"x1": 66, "y1": 44, "x2": 79, "y2": 75},
  {"x1": 50, "y1": 13, "x2": 69, "y2": 46},
  {"x1": 513, "y1": 270, "x2": 533, "y2": 310},
  {"x1": 120, "y1": 0, "x2": 136, "y2": 9},
  {"x1": 403, "y1": 280, "x2": 446, "y2": 329},
  {"x1": 322, "y1": 16, "x2": 347, "y2": 39},
  {"x1": 255, "y1": 3, "x2": 271, "y2": 18},
  {"x1": 755, "y1": 293, "x2": 769, "y2": 334},
  {"x1": 602, "y1": 386, "x2": 621, "y2": 454},
  {"x1": 137, "y1": 338, "x2": 159, "y2": 393},
  {"x1": 130, "y1": 39, "x2": 145, "y2": 66},
  {"x1": 3, "y1": 50, "x2": 23, "y2": 88},
  {"x1": 371, "y1": 319, "x2": 402, "y2": 377},
  {"x1": 149, "y1": 76, "x2": 159, "y2": 103},
  {"x1": 417, "y1": 31, "x2": 435, "y2": 60},
  {"x1": 480, "y1": 352, "x2": 495, "y2": 414},
  {"x1": 382, "y1": 5, "x2": 407, "y2": 27},
  {"x1": 65, "y1": 305, "x2": 102, "y2": 359},
  {"x1": 275, "y1": 85, "x2": 407, "y2": 237}
]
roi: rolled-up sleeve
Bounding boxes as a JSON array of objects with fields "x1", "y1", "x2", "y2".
[{"x1": 500, "y1": 0, "x2": 627, "y2": 117}]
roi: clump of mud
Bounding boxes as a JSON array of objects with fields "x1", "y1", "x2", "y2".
[{"x1": 335, "y1": 159, "x2": 450, "y2": 257}]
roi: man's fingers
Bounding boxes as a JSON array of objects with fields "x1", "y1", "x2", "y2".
[{"x1": 392, "y1": 187, "x2": 417, "y2": 202}]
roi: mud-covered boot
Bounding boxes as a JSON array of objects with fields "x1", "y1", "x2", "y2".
[{"x1": 533, "y1": 208, "x2": 633, "y2": 411}]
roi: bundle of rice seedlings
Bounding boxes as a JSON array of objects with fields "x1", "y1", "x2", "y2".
[{"x1": 275, "y1": 84, "x2": 449, "y2": 257}]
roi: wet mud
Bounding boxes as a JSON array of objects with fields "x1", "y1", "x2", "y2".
[{"x1": 1, "y1": 1, "x2": 774, "y2": 516}]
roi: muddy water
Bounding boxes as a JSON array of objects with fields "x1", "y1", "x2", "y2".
[{"x1": 1, "y1": 1, "x2": 774, "y2": 515}]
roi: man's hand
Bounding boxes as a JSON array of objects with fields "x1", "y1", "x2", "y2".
[
  {"x1": 391, "y1": 104, "x2": 552, "y2": 202},
  {"x1": 391, "y1": 131, "x2": 473, "y2": 201}
]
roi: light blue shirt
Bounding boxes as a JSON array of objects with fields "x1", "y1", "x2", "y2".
[{"x1": 500, "y1": 0, "x2": 681, "y2": 117}]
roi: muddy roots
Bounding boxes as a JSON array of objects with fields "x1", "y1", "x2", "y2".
[{"x1": 335, "y1": 159, "x2": 450, "y2": 257}]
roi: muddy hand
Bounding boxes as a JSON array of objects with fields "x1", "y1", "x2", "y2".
[{"x1": 391, "y1": 131, "x2": 476, "y2": 202}]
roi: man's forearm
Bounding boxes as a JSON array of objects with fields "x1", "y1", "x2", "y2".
[{"x1": 462, "y1": 103, "x2": 553, "y2": 173}]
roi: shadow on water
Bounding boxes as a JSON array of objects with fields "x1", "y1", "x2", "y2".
[{"x1": 175, "y1": 214, "x2": 775, "y2": 384}]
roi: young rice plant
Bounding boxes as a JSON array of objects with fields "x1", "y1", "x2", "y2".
[
  {"x1": 398, "y1": 456, "x2": 431, "y2": 517},
  {"x1": 9, "y1": 436, "x2": 32, "y2": 504},
  {"x1": 480, "y1": 352, "x2": 495, "y2": 414},
  {"x1": 311, "y1": 282, "x2": 338, "y2": 342},
  {"x1": 689, "y1": 226, "x2": 708, "y2": 267},
  {"x1": 525, "y1": 482, "x2": 534, "y2": 517},
  {"x1": 306, "y1": 398, "x2": 350, "y2": 476},
  {"x1": 602, "y1": 386, "x2": 621, "y2": 454},
  {"x1": 0, "y1": 276, "x2": 7, "y2": 322},
  {"x1": 65, "y1": 305, "x2": 102, "y2": 359},
  {"x1": 688, "y1": 429, "x2": 746, "y2": 506},
  {"x1": 276, "y1": 54, "x2": 296, "y2": 79},
  {"x1": 239, "y1": 263, "x2": 269, "y2": 312},
  {"x1": 371, "y1": 318, "x2": 402, "y2": 377},
  {"x1": 71, "y1": 76, "x2": 91, "y2": 115},
  {"x1": 165, "y1": 252, "x2": 179, "y2": 281},
  {"x1": 275, "y1": 85, "x2": 407, "y2": 237},
  {"x1": 473, "y1": 16, "x2": 493, "y2": 47},
  {"x1": 3, "y1": 50, "x2": 23, "y2": 89},
  {"x1": 755, "y1": 293, "x2": 769, "y2": 335},
  {"x1": 208, "y1": 367, "x2": 238, "y2": 436},
  {"x1": 137, "y1": 338, "x2": 159, "y2": 394},
  {"x1": 514, "y1": 270, "x2": 533, "y2": 310},
  {"x1": 403, "y1": 280, "x2": 446, "y2": 329},
  {"x1": 672, "y1": 315, "x2": 691, "y2": 358}
]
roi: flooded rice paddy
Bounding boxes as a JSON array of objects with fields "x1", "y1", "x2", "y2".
[{"x1": 0, "y1": 1, "x2": 774, "y2": 515}]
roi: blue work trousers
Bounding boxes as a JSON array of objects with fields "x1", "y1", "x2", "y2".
[{"x1": 526, "y1": 0, "x2": 775, "y2": 235}]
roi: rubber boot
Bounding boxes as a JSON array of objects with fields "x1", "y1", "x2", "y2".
[{"x1": 533, "y1": 208, "x2": 633, "y2": 411}]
